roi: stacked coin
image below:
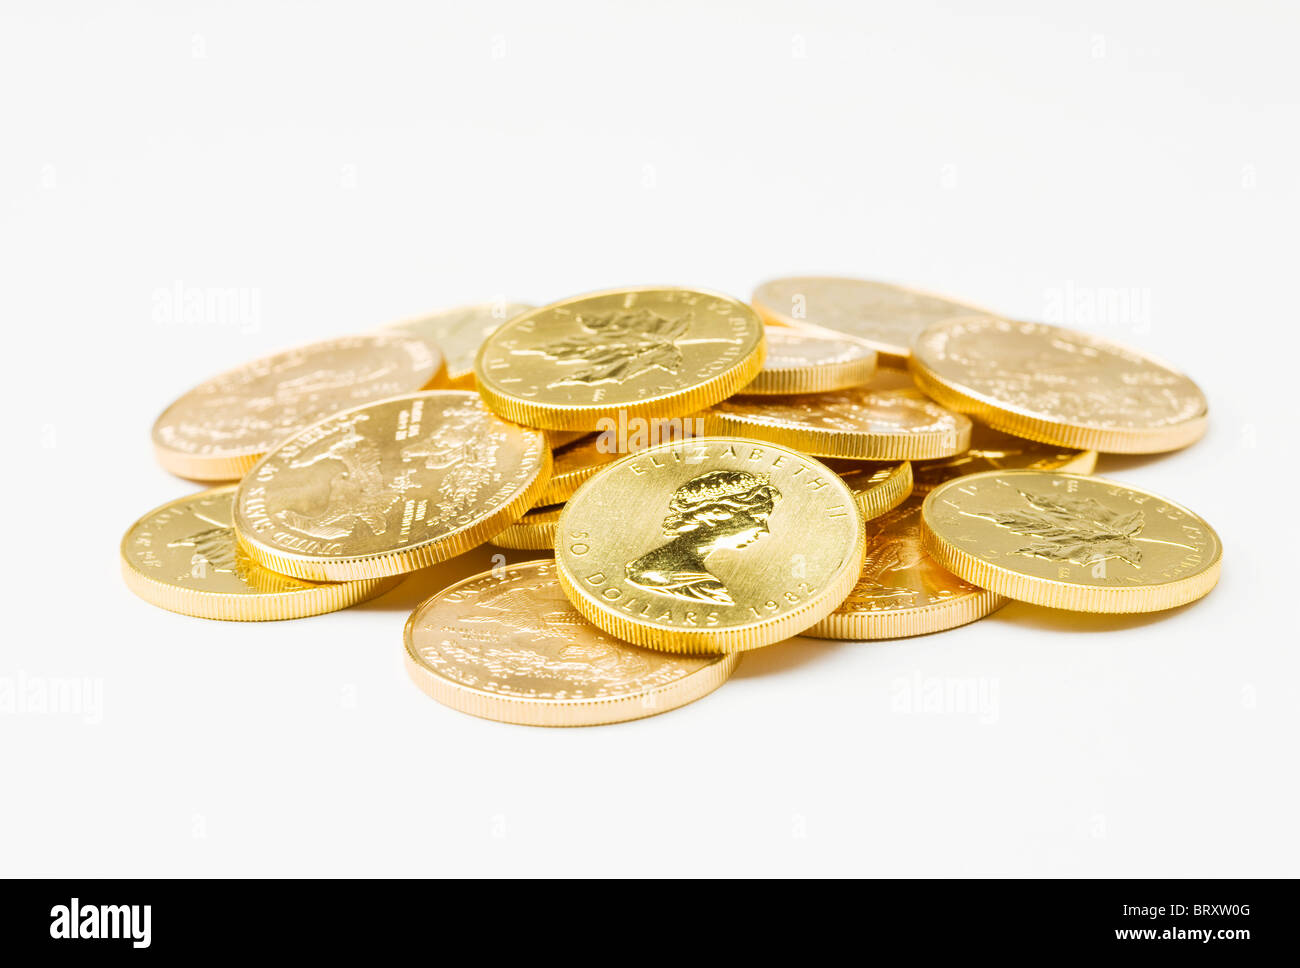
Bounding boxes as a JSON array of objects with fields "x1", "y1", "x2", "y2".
[{"x1": 123, "y1": 278, "x2": 1221, "y2": 726}]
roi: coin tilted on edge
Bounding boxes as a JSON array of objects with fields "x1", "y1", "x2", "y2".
[
  {"x1": 911, "y1": 423, "x2": 1097, "y2": 494},
  {"x1": 556, "y1": 437, "x2": 866, "y2": 654},
  {"x1": 122, "y1": 486, "x2": 399, "y2": 621},
  {"x1": 826, "y1": 460, "x2": 914, "y2": 520},
  {"x1": 474, "y1": 287, "x2": 765, "y2": 430},
  {"x1": 804, "y1": 495, "x2": 1006, "y2": 640},
  {"x1": 742, "y1": 325, "x2": 877, "y2": 395},
  {"x1": 386, "y1": 301, "x2": 533, "y2": 388},
  {"x1": 153, "y1": 332, "x2": 447, "y2": 481},
  {"x1": 920, "y1": 470, "x2": 1222, "y2": 613},
  {"x1": 910, "y1": 316, "x2": 1209, "y2": 453},
  {"x1": 697, "y1": 387, "x2": 971, "y2": 461},
  {"x1": 752, "y1": 276, "x2": 988, "y2": 365},
  {"x1": 404, "y1": 559, "x2": 738, "y2": 726},
  {"x1": 489, "y1": 504, "x2": 563, "y2": 551},
  {"x1": 234, "y1": 391, "x2": 551, "y2": 581}
]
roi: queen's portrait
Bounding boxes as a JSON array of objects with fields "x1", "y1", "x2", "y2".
[{"x1": 624, "y1": 470, "x2": 782, "y2": 605}]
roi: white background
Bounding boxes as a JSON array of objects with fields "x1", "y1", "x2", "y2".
[{"x1": 2, "y1": 1, "x2": 1296, "y2": 877}]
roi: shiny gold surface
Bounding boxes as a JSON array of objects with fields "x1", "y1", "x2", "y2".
[
  {"x1": 826, "y1": 460, "x2": 914, "y2": 520},
  {"x1": 386, "y1": 301, "x2": 533, "y2": 386},
  {"x1": 404, "y1": 559, "x2": 737, "y2": 726},
  {"x1": 489, "y1": 504, "x2": 563, "y2": 550},
  {"x1": 912, "y1": 423, "x2": 1097, "y2": 493},
  {"x1": 556, "y1": 437, "x2": 865, "y2": 653},
  {"x1": 752, "y1": 276, "x2": 986, "y2": 365},
  {"x1": 909, "y1": 316, "x2": 1209, "y2": 453},
  {"x1": 536, "y1": 435, "x2": 622, "y2": 506},
  {"x1": 152, "y1": 332, "x2": 446, "y2": 480},
  {"x1": 920, "y1": 470, "x2": 1222, "y2": 613},
  {"x1": 804, "y1": 495, "x2": 1005, "y2": 640},
  {"x1": 233, "y1": 391, "x2": 550, "y2": 581},
  {"x1": 121, "y1": 486, "x2": 398, "y2": 621},
  {"x1": 742, "y1": 325, "x2": 877, "y2": 394},
  {"x1": 474, "y1": 287, "x2": 765, "y2": 430},
  {"x1": 697, "y1": 388, "x2": 971, "y2": 460}
]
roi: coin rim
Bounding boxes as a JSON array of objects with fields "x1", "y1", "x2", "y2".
[
  {"x1": 554, "y1": 436, "x2": 867, "y2": 653},
  {"x1": 402, "y1": 559, "x2": 740, "y2": 726},
  {"x1": 842, "y1": 460, "x2": 914, "y2": 520},
  {"x1": 473, "y1": 286, "x2": 767, "y2": 430},
  {"x1": 802, "y1": 586, "x2": 1007, "y2": 640},
  {"x1": 489, "y1": 504, "x2": 564, "y2": 550},
  {"x1": 908, "y1": 316, "x2": 1209, "y2": 454},
  {"x1": 919, "y1": 470, "x2": 1223, "y2": 613},
  {"x1": 233, "y1": 390, "x2": 552, "y2": 581},
  {"x1": 741, "y1": 328, "x2": 878, "y2": 395},
  {"x1": 911, "y1": 446, "x2": 1098, "y2": 494},
  {"x1": 121, "y1": 486, "x2": 401, "y2": 621}
]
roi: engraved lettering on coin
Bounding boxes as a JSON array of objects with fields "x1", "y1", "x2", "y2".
[{"x1": 625, "y1": 470, "x2": 782, "y2": 605}]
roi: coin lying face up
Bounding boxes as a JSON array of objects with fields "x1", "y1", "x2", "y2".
[
  {"x1": 556, "y1": 437, "x2": 866, "y2": 653},
  {"x1": 697, "y1": 387, "x2": 971, "y2": 461},
  {"x1": 152, "y1": 332, "x2": 447, "y2": 480},
  {"x1": 909, "y1": 316, "x2": 1209, "y2": 453},
  {"x1": 751, "y1": 276, "x2": 987, "y2": 365},
  {"x1": 474, "y1": 287, "x2": 765, "y2": 430},
  {"x1": 804, "y1": 495, "x2": 1006, "y2": 640},
  {"x1": 122, "y1": 486, "x2": 399, "y2": 621},
  {"x1": 234, "y1": 390, "x2": 551, "y2": 581},
  {"x1": 404, "y1": 559, "x2": 738, "y2": 726},
  {"x1": 742, "y1": 325, "x2": 877, "y2": 395},
  {"x1": 386, "y1": 301, "x2": 533, "y2": 388},
  {"x1": 920, "y1": 470, "x2": 1222, "y2": 613}
]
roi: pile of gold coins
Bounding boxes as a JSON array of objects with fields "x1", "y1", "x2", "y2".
[{"x1": 122, "y1": 278, "x2": 1221, "y2": 727}]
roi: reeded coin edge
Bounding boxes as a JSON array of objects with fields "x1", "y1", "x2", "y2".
[
  {"x1": 120, "y1": 553, "x2": 399, "y2": 621},
  {"x1": 488, "y1": 506, "x2": 563, "y2": 551},
  {"x1": 742, "y1": 343, "x2": 878, "y2": 395},
  {"x1": 401, "y1": 576, "x2": 739, "y2": 727},
  {"x1": 696, "y1": 410, "x2": 972, "y2": 461},
  {"x1": 802, "y1": 587, "x2": 1007, "y2": 640},
  {"x1": 910, "y1": 448, "x2": 1098, "y2": 494},
  {"x1": 849, "y1": 461, "x2": 914, "y2": 520},
  {"x1": 918, "y1": 473, "x2": 1224, "y2": 614}
]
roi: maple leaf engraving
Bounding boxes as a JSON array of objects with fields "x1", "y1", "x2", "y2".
[
  {"x1": 975, "y1": 489, "x2": 1144, "y2": 567},
  {"x1": 514, "y1": 308, "x2": 692, "y2": 387}
]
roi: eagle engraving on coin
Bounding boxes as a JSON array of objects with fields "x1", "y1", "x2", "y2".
[
  {"x1": 511, "y1": 308, "x2": 695, "y2": 387},
  {"x1": 625, "y1": 470, "x2": 782, "y2": 605},
  {"x1": 275, "y1": 414, "x2": 398, "y2": 539},
  {"x1": 167, "y1": 510, "x2": 307, "y2": 593}
]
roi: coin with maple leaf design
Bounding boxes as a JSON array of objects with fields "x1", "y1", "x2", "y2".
[
  {"x1": 153, "y1": 332, "x2": 448, "y2": 481},
  {"x1": 122, "y1": 486, "x2": 400, "y2": 620},
  {"x1": 233, "y1": 391, "x2": 551, "y2": 581},
  {"x1": 555, "y1": 436, "x2": 866, "y2": 653},
  {"x1": 741, "y1": 325, "x2": 877, "y2": 394},
  {"x1": 920, "y1": 470, "x2": 1222, "y2": 613},
  {"x1": 804, "y1": 495, "x2": 1006, "y2": 639},
  {"x1": 385, "y1": 301, "x2": 533, "y2": 388},
  {"x1": 751, "y1": 276, "x2": 989, "y2": 365},
  {"x1": 696, "y1": 387, "x2": 971, "y2": 460},
  {"x1": 911, "y1": 423, "x2": 1097, "y2": 493},
  {"x1": 405, "y1": 559, "x2": 738, "y2": 726},
  {"x1": 909, "y1": 315, "x2": 1209, "y2": 453},
  {"x1": 489, "y1": 504, "x2": 563, "y2": 550},
  {"x1": 473, "y1": 287, "x2": 765, "y2": 430}
]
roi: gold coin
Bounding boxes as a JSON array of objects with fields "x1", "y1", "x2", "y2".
[
  {"x1": 535, "y1": 435, "x2": 621, "y2": 505},
  {"x1": 909, "y1": 316, "x2": 1208, "y2": 453},
  {"x1": 233, "y1": 391, "x2": 551, "y2": 580},
  {"x1": 752, "y1": 276, "x2": 987, "y2": 365},
  {"x1": 122, "y1": 486, "x2": 399, "y2": 621},
  {"x1": 912, "y1": 423, "x2": 1097, "y2": 493},
  {"x1": 697, "y1": 388, "x2": 971, "y2": 460},
  {"x1": 153, "y1": 332, "x2": 447, "y2": 481},
  {"x1": 474, "y1": 286, "x2": 765, "y2": 430},
  {"x1": 404, "y1": 559, "x2": 738, "y2": 726},
  {"x1": 489, "y1": 504, "x2": 563, "y2": 550},
  {"x1": 826, "y1": 460, "x2": 914, "y2": 520},
  {"x1": 804, "y1": 496, "x2": 1006, "y2": 640},
  {"x1": 920, "y1": 470, "x2": 1222, "y2": 613},
  {"x1": 555, "y1": 437, "x2": 866, "y2": 653},
  {"x1": 742, "y1": 325, "x2": 877, "y2": 394},
  {"x1": 544, "y1": 429, "x2": 588, "y2": 449},
  {"x1": 386, "y1": 301, "x2": 533, "y2": 388}
]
